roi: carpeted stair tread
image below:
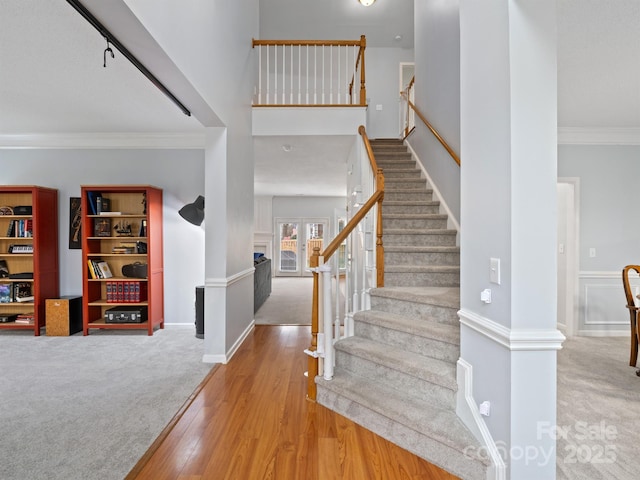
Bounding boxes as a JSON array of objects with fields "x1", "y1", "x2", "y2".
[
  {"x1": 383, "y1": 213, "x2": 448, "y2": 220},
  {"x1": 355, "y1": 308, "x2": 460, "y2": 346},
  {"x1": 384, "y1": 245, "x2": 459, "y2": 253},
  {"x1": 315, "y1": 372, "x2": 488, "y2": 466},
  {"x1": 385, "y1": 228, "x2": 457, "y2": 235},
  {"x1": 384, "y1": 200, "x2": 440, "y2": 205},
  {"x1": 371, "y1": 286, "x2": 460, "y2": 309},
  {"x1": 335, "y1": 336, "x2": 457, "y2": 389},
  {"x1": 385, "y1": 265, "x2": 460, "y2": 273}
]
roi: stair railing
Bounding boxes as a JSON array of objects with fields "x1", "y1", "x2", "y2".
[
  {"x1": 305, "y1": 125, "x2": 384, "y2": 400},
  {"x1": 400, "y1": 77, "x2": 461, "y2": 166},
  {"x1": 252, "y1": 36, "x2": 367, "y2": 106}
]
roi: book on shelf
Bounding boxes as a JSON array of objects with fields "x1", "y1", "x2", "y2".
[
  {"x1": 12, "y1": 282, "x2": 32, "y2": 302},
  {"x1": 5, "y1": 219, "x2": 33, "y2": 238},
  {"x1": 96, "y1": 196, "x2": 111, "y2": 215},
  {"x1": 88, "y1": 259, "x2": 108, "y2": 279},
  {"x1": 0, "y1": 284, "x2": 11, "y2": 303},
  {"x1": 96, "y1": 261, "x2": 113, "y2": 279},
  {"x1": 106, "y1": 280, "x2": 147, "y2": 303},
  {"x1": 0, "y1": 259, "x2": 8, "y2": 278},
  {"x1": 99, "y1": 211, "x2": 122, "y2": 216},
  {"x1": 15, "y1": 312, "x2": 34, "y2": 324},
  {"x1": 86, "y1": 191, "x2": 101, "y2": 215}
]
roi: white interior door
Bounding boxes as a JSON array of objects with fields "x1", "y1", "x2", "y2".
[
  {"x1": 276, "y1": 217, "x2": 328, "y2": 277},
  {"x1": 557, "y1": 179, "x2": 579, "y2": 337}
]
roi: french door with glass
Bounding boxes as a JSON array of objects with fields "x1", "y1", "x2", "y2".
[{"x1": 276, "y1": 218, "x2": 328, "y2": 276}]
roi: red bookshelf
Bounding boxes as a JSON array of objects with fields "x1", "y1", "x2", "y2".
[
  {"x1": 0, "y1": 186, "x2": 59, "y2": 335},
  {"x1": 80, "y1": 185, "x2": 164, "y2": 335}
]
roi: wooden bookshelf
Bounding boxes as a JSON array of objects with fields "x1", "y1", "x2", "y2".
[
  {"x1": 0, "y1": 186, "x2": 59, "y2": 335},
  {"x1": 80, "y1": 185, "x2": 163, "y2": 335}
]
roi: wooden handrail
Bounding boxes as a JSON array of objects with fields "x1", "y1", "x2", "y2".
[
  {"x1": 358, "y1": 124, "x2": 378, "y2": 173},
  {"x1": 252, "y1": 39, "x2": 364, "y2": 47},
  {"x1": 322, "y1": 188, "x2": 383, "y2": 261},
  {"x1": 404, "y1": 95, "x2": 461, "y2": 166}
]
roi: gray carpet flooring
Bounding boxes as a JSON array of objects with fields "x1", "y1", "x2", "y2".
[
  {"x1": 557, "y1": 335, "x2": 640, "y2": 480},
  {"x1": 0, "y1": 326, "x2": 212, "y2": 480},
  {"x1": 254, "y1": 276, "x2": 313, "y2": 325}
]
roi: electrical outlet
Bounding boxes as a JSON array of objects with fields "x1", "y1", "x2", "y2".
[{"x1": 589, "y1": 248, "x2": 596, "y2": 258}]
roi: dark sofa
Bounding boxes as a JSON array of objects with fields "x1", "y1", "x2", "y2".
[{"x1": 254, "y1": 254, "x2": 272, "y2": 313}]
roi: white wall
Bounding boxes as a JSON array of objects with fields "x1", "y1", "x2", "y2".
[
  {"x1": 0, "y1": 148, "x2": 205, "y2": 326},
  {"x1": 409, "y1": 0, "x2": 461, "y2": 224},
  {"x1": 126, "y1": 0, "x2": 259, "y2": 362},
  {"x1": 364, "y1": 47, "x2": 415, "y2": 139},
  {"x1": 558, "y1": 144, "x2": 640, "y2": 335}
]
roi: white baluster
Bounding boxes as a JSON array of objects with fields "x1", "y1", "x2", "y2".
[{"x1": 318, "y1": 263, "x2": 333, "y2": 380}]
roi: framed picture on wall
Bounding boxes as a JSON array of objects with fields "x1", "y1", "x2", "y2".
[{"x1": 69, "y1": 197, "x2": 82, "y2": 249}]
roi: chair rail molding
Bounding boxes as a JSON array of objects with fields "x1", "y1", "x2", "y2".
[
  {"x1": 458, "y1": 309, "x2": 566, "y2": 351},
  {"x1": 558, "y1": 127, "x2": 640, "y2": 145}
]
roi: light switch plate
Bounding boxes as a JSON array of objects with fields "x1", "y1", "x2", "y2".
[{"x1": 490, "y1": 257, "x2": 501, "y2": 285}]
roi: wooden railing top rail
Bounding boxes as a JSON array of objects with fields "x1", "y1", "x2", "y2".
[
  {"x1": 358, "y1": 124, "x2": 378, "y2": 173},
  {"x1": 401, "y1": 75, "x2": 460, "y2": 167},
  {"x1": 252, "y1": 38, "x2": 366, "y2": 47}
]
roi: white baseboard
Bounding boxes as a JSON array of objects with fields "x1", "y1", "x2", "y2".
[
  {"x1": 456, "y1": 359, "x2": 506, "y2": 480},
  {"x1": 202, "y1": 320, "x2": 255, "y2": 364},
  {"x1": 576, "y1": 329, "x2": 628, "y2": 337}
]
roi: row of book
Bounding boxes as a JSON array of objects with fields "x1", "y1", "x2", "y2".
[
  {"x1": 87, "y1": 259, "x2": 113, "y2": 279},
  {"x1": 15, "y1": 312, "x2": 34, "y2": 324},
  {"x1": 0, "y1": 282, "x2": 33, "y2": 303},
  {"x1": 5, "y1": 219, "x2": 33, "y2": 238},
  {"x1": 106, "y1": 281, "x2": 147, "y2": 303}
]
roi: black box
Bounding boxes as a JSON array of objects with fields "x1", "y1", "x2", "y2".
[
  {"x1": 12, "y1": 206, "x2": 32, "y2": 215},
  {"x1": 45, "y1": 296, "x2": 82, "y2": 336},
  {"x1": 104, "y1": 306, "x2": 147, "y2": 323}
]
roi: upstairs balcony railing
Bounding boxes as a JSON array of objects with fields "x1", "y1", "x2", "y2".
[{"x1": 252, "y1": 36, "x2": 367, "y2": 106}]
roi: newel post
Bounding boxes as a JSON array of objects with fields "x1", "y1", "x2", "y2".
[
  {"x1": 307, "y1": 246, "x2": 321, "y2": 401},
  {"x1": 376, "y1": 168, "x2": 384, "y2": 287},
  {"x1": 359, "y1": 35, "x2": 367, "y2": 106}
]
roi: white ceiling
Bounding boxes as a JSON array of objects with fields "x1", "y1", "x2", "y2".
[{"x1": 0, "y1": 1, "x2": 638, "y2": 196}]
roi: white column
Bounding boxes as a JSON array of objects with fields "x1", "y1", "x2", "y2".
[{"x1": 459, "y1": 0, "x2": 563, "y2": 478}]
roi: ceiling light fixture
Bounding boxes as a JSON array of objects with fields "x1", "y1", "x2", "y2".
[
  {"x1": 359, "y1": 0, "x2": 376, "y2": 6},
  {"x1": 66, "y1": 0, "x2": 191, "y2": 117}
]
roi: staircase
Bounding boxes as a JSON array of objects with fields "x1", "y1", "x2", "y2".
[{"x1": 315, "y1": 139, "x2": 489, "y2": 479}]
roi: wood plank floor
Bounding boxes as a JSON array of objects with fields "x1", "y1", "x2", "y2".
[{"x1": 127, "y1": 325, "x2": 459, "y2": 480}]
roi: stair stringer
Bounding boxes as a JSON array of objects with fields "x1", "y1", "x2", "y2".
[{"x1": 457, "y1": 358, "x2": 508, "y2": 480}]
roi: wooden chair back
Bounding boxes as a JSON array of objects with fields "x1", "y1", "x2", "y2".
[{"x1": 622, "y1": 265, "x2": 640, "y2": 367}]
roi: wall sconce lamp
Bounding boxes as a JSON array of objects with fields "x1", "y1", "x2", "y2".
[
  {"x1": 359, "y1": 0, "x2": 376, "y2": 6},
  {"x1": 179, "y1": 195, "x2": 205, "y2": 226}
]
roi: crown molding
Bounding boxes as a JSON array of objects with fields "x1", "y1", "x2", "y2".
[
  {"x1": 0, "y1": 132, "x2": 206, "y2": 149},
  {"x1": 558, "y1": 127, "x2": 640, "y2": 145}
]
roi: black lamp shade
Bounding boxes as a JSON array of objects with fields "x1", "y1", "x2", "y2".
[{"x1": 179, "y1": 195, "x2": 205, "y2": 226}]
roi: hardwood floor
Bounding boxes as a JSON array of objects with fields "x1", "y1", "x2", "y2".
[{"x1": 127, "y1": 325, "x2": 459, "y2": 480}]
